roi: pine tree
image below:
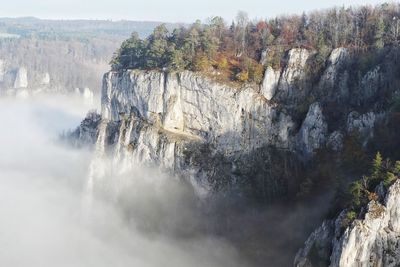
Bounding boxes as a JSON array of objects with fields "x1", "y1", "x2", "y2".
[
  {"x1": 146, "y1": 24, "x2": 169, "y2": 68},
  {"x1": 372, "y1": 152, "x2": 383, "y2": 180}
]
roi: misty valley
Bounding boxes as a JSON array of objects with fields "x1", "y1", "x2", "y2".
[{"x1": 2, "y1": 2, "x2": 400, "y2": 267}]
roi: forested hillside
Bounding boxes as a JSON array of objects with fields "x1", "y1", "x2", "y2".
[
  {"x1": 0, "y1": 18, "x2": 181, "y2": 95},
  {"x1": 112, "y1": 3, "x2": 400, "y2": 84}
]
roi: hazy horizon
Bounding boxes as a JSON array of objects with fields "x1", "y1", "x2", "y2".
[{"x1": 0, "y1": 0, "x2": 389, "y2": 23}]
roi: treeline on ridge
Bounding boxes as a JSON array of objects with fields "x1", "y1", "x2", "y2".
[{"x1": 111, "y1": 2, "x2": 400, "y2": 83}]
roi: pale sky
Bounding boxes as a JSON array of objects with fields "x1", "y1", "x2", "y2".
[{"x1": 0, "y1": 0, "x2": 389, "y2": 23}]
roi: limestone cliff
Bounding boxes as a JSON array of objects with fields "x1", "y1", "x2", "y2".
[
  {"x1": 295, "y1": 180, "x2": 400, "y2": 267},
  {"x1": 75, "y1": 47, "x2": 394, "y2": 199}
]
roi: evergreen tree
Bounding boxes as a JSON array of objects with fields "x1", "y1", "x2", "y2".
[
  {"x1": 146, "y1": 24, "x2": 169, "y2": 68},
  {"x1": 372, "y1": 152, "x2": 383, "y2": 181}
]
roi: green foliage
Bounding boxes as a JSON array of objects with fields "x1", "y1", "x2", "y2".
[
  {"x1": 384, "y1": 172, "x2": 397, "y2": 188},
  {"x1": 339, "y1": 153, "x2": 399, "y2": 221},
  {"x1": 371, "y1": 152, "x2": 383, "y2": 186},
  {"x1": 193, "y1": 54, "x2": 211, "y2": 71},
  {"x1": 349, "y1": 180, "x2": 365, "y2": 208},
  {"x1": 394, "y1": 161, "x2": 400, "y2": 174},
  {"x1": 112, "y1": 5, "x2": 399, "y2": 83},
  {"x1": 344, "y1": 211, "x2": 357, "y2": 225}
]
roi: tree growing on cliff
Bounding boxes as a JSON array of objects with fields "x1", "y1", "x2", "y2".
[
  {"x1": 145, "y1": 24, "x2": 169, "y2": 68},
  {"x1": 111, "y1": 3, "x2": 400, "y2": 84}
]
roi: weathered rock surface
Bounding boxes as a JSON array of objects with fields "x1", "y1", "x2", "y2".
[
  {"x1": 295, "y1": 180, "x2": 400, "y2": 267},
  {"x1": 318, "y1": 48, "x2": 350, "y2": 100},
  {"x1": 275, "y1": 48, "x2": 310, "y2": 102},
  {"x1": 97, "y1": 69, "x2": 301, "y2": 196},
  {"x1": 347, "y1": 111, "x2": 383, "y2": 145},
  {"x1": 261, "y1": 66, "x2": 280, "y2": 100},
  {"x1": 13, "y1": 67, "x2": 28, "y2": 88},
  {"x1": 297, "y1": 102, "x2": 328, "y2": 156},
  {"x1": 75, "y1": 47, "x2": 393, "y2": 200},
  {"x1": 327, "y1": 131, "x2": 344, "y2": 152}
]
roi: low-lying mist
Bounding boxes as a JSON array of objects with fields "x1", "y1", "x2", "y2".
[
  {"x1": 0, "y1": 95, "x2": 329, "y2": 267},
  {"x1": 0, "y1": 96, "x2": 246, "y2": 267}
]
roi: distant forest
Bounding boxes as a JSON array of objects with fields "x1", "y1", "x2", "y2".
[
  {"x1": 112, "y1": 3, "x2": 400, "y2": 83},
  {"x1": 0, "y1": 18, "x2": 181, "y2": 92}
]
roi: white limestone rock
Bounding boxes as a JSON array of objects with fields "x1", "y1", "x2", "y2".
[
  {"x1": 330, "y1": 180, "x2": 400, "y2": 267},
  {"x1": 261, "y1": 66, "x2": 280, "y2": 100},
  {"x1": 13, "y1": 67, "x2": 28, "y2": 88},
  {"x1": 294, "y1": 221, "x2": 335, "y2": 267},
  {"x1": 297, "y1": 102, "x2": 328, "y2": 156},
  {"x1": 296, "y1": 180, "x2": 400, "y2": 267},
  {"x1": 101, "y1": 70, "x2": 295, "y2": 154},
  {"x1": 96, "y1": 70, "x2": 300, "y2": 196},
  {"x1": 75, "y1": 87, "x2": 94, "y2": 105},
  {"x1": 319, "y1": 48, "x2": 350, "y2": 100},
  {"x1": 277, "y1": 48, "x2": 310, "y2": 100}
]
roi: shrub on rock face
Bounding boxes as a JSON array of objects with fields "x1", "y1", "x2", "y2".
[
  {"x1": 236, "y1": 70, "x2": 249, "y2": 82},
  {"x1": 338, "y1": 153, "x2": 400, "y2": 225}
]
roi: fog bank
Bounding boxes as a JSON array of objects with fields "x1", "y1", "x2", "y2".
[{"x1": 0, "y1": 96, "x2": 247, "y2": 267}]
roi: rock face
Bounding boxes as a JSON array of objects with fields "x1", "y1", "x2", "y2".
[
  {"x1": 275, "y1": 48, "x2": 310, "y2": 102},
  {"x1": 75, "y1": 87, "x2": 94, "y2": 105},
  {"x1": 318, "y1": 48, "x2": 350, "y2": 101},
  {"x1": 0, "y1": 58, "x2": 98, "y2": 97},
  {"x1": 76, "y1": 47, "x2": 391, "y2": 199},
  {"x1": 97, "y1": 70, "x2": 298, "y2": 196},
  {"x1": 261, "y1": 66, "x2": 281, "y2": 100},
  {"x1": 347, "y1": 111, "x2": 382, "y2": 145},
  {"x1": 102, "y1": 70, "x2": 294, "y2": 153},
  {"x1": 295, "y1": 180, "x2": 400, "y2": 267},
  {"x1": 327, "y1": 131, "x2": 344, "y2": 152},
  {"x1": 13, "y1": 67, "x2": 28, "y2": 88},
  {"x1": 297, "y1": 102, "x2": 328, "y2": 156},
  {"x1": 360, "y1": 66, "x2": 382, "y2": 101}
]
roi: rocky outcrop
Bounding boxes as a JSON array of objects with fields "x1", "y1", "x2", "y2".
[
  {"x1": 76, "y1": 46, "x2": 393, "y2": 199},
  {"x1": 69, "y1": 112, "x2": 101, "y2": 147},
  {"x1": 327, "y1": 131, "x2": 344, "y2": 152},
  {"x1": 359, "y1": 66, "x2": 382, "y2": 101},
  {"x1": 13, "y1": 67, "x2": 28, "y2": 88},
  {"x1": 318, "y1": 48, "x2": 350, "y2": 101},
  {"x1": 75, "y1": 87, "x2": 94, "y2": 105},
  {"x1": 297, "y1": 102, "x2": 328, "y2": 156},
  {"x1": 294, "y1": 220, "x2": 336, "y2": 267},
  {"x1": 275, "y1": 48, "x2": 310, "y2": 102},
  {"x1": 347, "y1": 111, "x2": 383, "y2": 145},
  {"x1": 101, "y1": 70, "x2": 295, "y2": 154},
  {"x1": 261, "y1": 66, "x2": 281, "y2": 100},
  {"x1": 295, "y1": 180, "x2": 400, "y2": 267},
  {"x1": 0, "y1": 57, "x2": 101, "y2": 97},
  {"x1": 96, "y1": 70, "x2": 300, "y2": 196}
]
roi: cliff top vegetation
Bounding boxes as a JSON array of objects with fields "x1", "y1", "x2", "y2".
[{"x1": 111, "y1": 3, "x2": 400, "y2": 83}]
